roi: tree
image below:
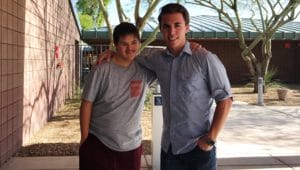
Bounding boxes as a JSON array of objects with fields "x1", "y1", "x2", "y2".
[
  {"x1": 77, "y1": 0, "x2": 183, "y2": 49},
  {"x1": 186, "y1": 0, "x2": 300, "y2": 92},
  {"x1": 98, "y1": 0, "x2": 162, "y2": 50},
  {"x1": 79, "y1": 14, "x2": 94, "y2": 29},
  {"x1": 76, "y1": 0, "x2": 111, "y2": 29}
]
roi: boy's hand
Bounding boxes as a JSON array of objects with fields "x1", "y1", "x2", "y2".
[
  {"x1": 80, "y1": 137, "x2": 87, "y2": 147},
  {"x1": 197, "y1": 135, "x2": 214, "y2": 152},
  {"x1": 190, "y1": 42, "x2": 202, "y2": 51},
  {"x1": 95, "y1": 50, "x2": 115, "y2": 65}
]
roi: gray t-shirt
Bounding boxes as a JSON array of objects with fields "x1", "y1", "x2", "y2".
[{"x1": 82, "y1": 61, "x2": 155, "y2": 151}]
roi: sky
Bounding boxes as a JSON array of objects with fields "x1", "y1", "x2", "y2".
[
  {"x1": 104, "y1": 0, "x2": 300, "y2": 24},
  {"x1": 71, "y1": 0, "x2": 300, "y2": 27},
  {"x1": 105, "y1": 0, "x2": 220, "y2": 25}
]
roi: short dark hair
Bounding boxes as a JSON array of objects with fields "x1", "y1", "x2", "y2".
[
  {"x1": 113, "y1": 22, "x2": 140, "y2": 45},
  {"x1": 158, "y1": 3, "x2": 190, "y2": 28}
]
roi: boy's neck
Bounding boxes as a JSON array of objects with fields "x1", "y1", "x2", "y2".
[
  {"x1": 168, "y1": 47, "x2": 184, "y2": 57},
  {"x1": 167, "y1": 42, "x2": 186, "y2": 57},
  {"x1": 112, "y1": 55, "x2": 132, "y2": 68}
]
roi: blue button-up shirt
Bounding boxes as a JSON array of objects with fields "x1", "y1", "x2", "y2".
[{"x1": 137, "y1": 42, "x2": 232, "y2": 154}]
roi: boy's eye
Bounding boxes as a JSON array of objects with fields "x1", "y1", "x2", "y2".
[
  {"x1": 175, "y1": 23, "x2": 181, "y2": 28},
  {"x1": 119, "y1": 42, "x2": 127, "y2": 46},
  {"x1": 132, "y1": 41, "x2": 139, "y2": 45},
  {"x1": 162, "y1": 24, "x2": 170, "y2": 29}
]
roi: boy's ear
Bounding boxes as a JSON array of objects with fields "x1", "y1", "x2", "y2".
[{"x1": 185, "y1": 24, "x2": 190, "y2": 33}]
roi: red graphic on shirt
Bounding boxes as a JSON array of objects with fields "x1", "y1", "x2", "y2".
[{"x1": 130, "y1": 80, "x2": 142, "y2": 97}]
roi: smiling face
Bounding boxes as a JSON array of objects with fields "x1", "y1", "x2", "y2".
[
  {"x1": 160, "y1": 12, "x2": 189, "y2": 56},
  {"x1": 112, "y1": 22, "x2": 141, "y2": 67},
  {"x1": 115, "y1": 34, "x2": 140, "y2": 63}
]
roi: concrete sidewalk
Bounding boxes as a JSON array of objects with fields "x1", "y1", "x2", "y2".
[
  {"x1": 1, "y1": 102, "x2": 300, "y2": 170},
  {"x1": 1, "y1": 154, "x2": 299, "y2": 170},
  {"x1": 217, "y1": 101, "x2": 300, "y2": 169}
]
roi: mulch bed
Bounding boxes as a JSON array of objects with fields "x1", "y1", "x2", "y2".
[{"x1": 16, "y1": 141, "x2": 151, "y2": 157}]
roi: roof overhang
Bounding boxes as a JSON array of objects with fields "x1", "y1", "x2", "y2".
[{"x1": 81, "y1": 15, "x2": 300, "y2": 45}]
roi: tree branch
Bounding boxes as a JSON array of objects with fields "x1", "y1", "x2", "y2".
[
  {"x1": 116, "y1": 0, "x2": 124, "y2": 22},
  {"x1": 98, "y1": 0, "x2": 114, "y2": 49},
  {"x1": 141, "y1": 26, "x2": 160, "y2": 51},
  {"x1": 256, "y1": 0, "x2": 266, "y2": 30},
  {"x1": 138, "y1": 0, "x2": 160, "y2": 31},
  {"x1": 134, "y1": 0, "x2": 141, "y2": 27},
  {"x1": 115, "y1": 0, "x2": 130, "y2": 23}
]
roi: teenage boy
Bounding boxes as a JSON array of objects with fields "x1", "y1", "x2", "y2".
[
  {"x1": 137, "y1": 3, "x2": 233, "y2": 170},
  {"x1": 79, "y1": 22, "x2": 155, "y2": 170}
]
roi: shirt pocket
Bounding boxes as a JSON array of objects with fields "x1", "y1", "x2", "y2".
[
  {"x1": 130, "y1": 80, "x2": 143, "y2": 97},
  {"x1": 179, "y1": 70, "x2": 200, "y2": 81},
  {"x1": 179, "y1": 70, "x2": 207, "y2": 91},
  {"x1": 178, "y1": 69, "x2": 209, "y2": 101}
]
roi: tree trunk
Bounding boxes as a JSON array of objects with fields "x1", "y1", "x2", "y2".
[
  {"x1": 252, "y1": 40, "x2": 272, "y2": 94},
  {"x1": 242, "y1": 52, "x2": 262, "y2": 93},
  {"x1": 261, "y1": 38, "x2": 273, "y2": 86}
]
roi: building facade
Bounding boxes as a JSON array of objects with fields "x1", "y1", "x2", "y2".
[
  {"x1": 82, "y1": 15, "x2": 300, "y2": 84},
  {"x1": 0, "y1": 0, "x2": 80, "y2": 165}
]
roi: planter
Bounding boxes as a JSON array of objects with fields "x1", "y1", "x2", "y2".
[{"x1": 277, "y1": 88, "x2": 289, "y2": 101}]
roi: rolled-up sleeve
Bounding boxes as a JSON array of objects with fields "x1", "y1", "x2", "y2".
[{"x1": 206, "y1": 53, "x2": 232, "y2": 102}]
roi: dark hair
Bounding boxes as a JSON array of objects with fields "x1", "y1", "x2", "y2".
[
  {"x1": 113, "y1": 22, "x2": 140, "y2": 45},
  {"x1": 158, "y1": 3, "x2": 190, "y2": 28}
]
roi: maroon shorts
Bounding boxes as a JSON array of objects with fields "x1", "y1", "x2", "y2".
[{"x1": 79, "y1": 133, "x2": 143, "y2": 170}]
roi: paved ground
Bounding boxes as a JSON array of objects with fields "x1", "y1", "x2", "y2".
[
  {"x1": 217, "y1": 102, "x2": 300, "y2": 170},
  {"x1": 1, "y1": 101, "x2": 300, "y2": 170}
]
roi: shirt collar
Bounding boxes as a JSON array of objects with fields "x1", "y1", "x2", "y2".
[{"x1": 165, "y1": 41, "x2": 192, "y2": 58}]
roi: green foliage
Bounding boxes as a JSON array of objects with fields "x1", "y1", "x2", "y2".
[
  {"x1": 144, "y1": 89, "x2": 153, "y2": 112},
  {"x1": 264, "y1": 67, "x2": 277, "y2": 87},
  {"x1": 76, "y1": 0, "x2": 99, "y2": 16},
  {"x1": 79, "y1": 14, "x2": 94, "y2": 29},
  {"x1": 76, "y1": 0, "x2": 111, "y2": 29},
  {"x1": 96, "y1": 15, "x2": 105, "y2": 28}
]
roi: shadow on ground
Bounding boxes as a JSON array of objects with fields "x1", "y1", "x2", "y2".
[
  {"x1": 16, "y1": 140, "x2": 152, "y2": 157},
  {"x1": 15, "y1": 143, "x2": 80, "y2": 157}
]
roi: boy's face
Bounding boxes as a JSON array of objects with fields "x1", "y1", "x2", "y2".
[
  {"x1": 160, "y1": 12, "x2": 189, "y2": 55},
  {"x1": 115, "y1": 34, "x2": 140, "y2": 62}
]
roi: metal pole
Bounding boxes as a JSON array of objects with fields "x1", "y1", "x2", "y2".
[
  {"x1": 152, "y1": 83, "x2": 162, "y2": 170},
  {"x1": 257, "y1": 77, "x2": 264, "y2": 106}
]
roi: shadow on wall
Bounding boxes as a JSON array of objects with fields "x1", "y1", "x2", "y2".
[{"x1": 22, "y1": 0, "x2": 77, "y2": 145}]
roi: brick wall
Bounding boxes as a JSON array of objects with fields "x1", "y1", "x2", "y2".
[
  {"x1": 0, "y1": 0, "x2": 80, "y2": 165},
  {"x1": 296, "y1": 42, "x2": 300, "y2": 83}
]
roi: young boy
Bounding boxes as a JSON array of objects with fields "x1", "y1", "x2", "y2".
[{"x1": 79, "y1": 22, "x2": 155, "y2": 170}]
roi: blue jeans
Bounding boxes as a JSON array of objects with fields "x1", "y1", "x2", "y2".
[{"x1": 161, "y1": 145, "x2": 216, "y2": 170}]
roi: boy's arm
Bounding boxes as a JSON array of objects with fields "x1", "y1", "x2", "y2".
[
  {"x1": 80, "y1": 99, "x2": 93, "y2": 145},
  {"x1": 197, "y1": 98, "x2": 232, "y2": 151},
  {"x1": 208, "y1": 98, "x2": 232, "y2": 141}
]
